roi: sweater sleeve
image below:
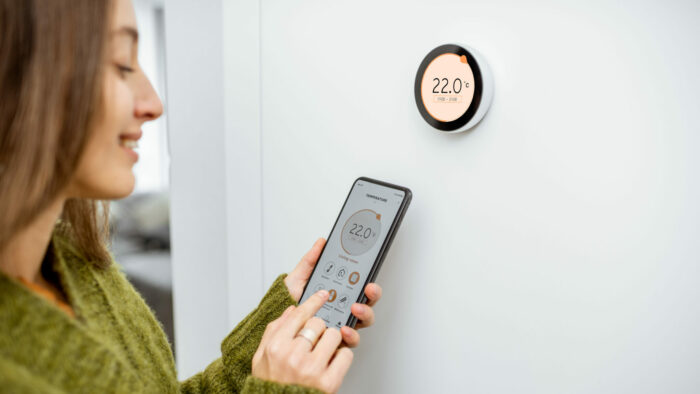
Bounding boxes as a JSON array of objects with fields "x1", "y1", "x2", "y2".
[{"x1": 179, "y1": 274, "x2": 324, "y2": 394}]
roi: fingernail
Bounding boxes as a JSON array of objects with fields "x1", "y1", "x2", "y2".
[{"x1": 317, "y1": 290, "x2": 328, "y2": 298}]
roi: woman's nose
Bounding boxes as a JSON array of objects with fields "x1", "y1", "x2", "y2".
[{"x1": 135, "y1": 72, "x2": 164, "y2": 121}]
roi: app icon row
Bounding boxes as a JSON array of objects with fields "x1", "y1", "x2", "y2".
[{"x1": 323, "y1": 261, "x2": 360, "y2": 285}]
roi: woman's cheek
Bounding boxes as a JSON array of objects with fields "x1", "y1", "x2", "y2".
[
  {"x1": 107, "y1": 78, "x2": 138, "y2": 195},
  {"x1": 106, "y1": 73, "x2": 134, "y2": 133},
  {"x1": 88, "y1": 75, "x2": 138, "y2": 198}
]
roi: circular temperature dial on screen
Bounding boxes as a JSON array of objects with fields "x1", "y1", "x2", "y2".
[{"x1": 341, "y1": 209, "x2": 382, "y2": 256}]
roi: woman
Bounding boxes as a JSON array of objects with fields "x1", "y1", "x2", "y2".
[{"x1": 0, "y1": 0, "x2": 383, "y2": 392}]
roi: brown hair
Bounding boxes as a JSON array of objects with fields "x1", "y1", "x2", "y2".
[{"x1": 0, "y1": 0, "x2": 114, "y2": 266}]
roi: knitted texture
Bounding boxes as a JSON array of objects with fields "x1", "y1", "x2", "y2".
[{"x1": 0, "y1": 233, "x2": 324, "y2": 394}]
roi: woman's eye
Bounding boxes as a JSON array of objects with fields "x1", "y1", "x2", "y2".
[{"x1": 116, "y1": 64, "x2": 135, "y2": 77}]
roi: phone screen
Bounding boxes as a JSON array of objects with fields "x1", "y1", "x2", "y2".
[{"x1": 300, "y1": 179, "x2": 407, "y2": 329}]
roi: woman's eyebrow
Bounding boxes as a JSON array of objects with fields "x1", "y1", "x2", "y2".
[{"x1": 113, "y1": 26, "x2": 139, "y2": 43}]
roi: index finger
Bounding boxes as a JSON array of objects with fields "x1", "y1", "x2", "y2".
[{"x1": 280, "y1": 290, "x2": 329, "y2": 337}]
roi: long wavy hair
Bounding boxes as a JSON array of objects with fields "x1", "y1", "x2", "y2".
[{"x1": 0, "y1": 0, "x2": 114, "y2": 266}]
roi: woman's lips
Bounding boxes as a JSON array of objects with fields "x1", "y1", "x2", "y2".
[
  {"x1": 119, "y1": 130, "x2": 142, "y2": 162},
  {"x1": 119, "y1": 129, "x2": 143, "y2": 141}
]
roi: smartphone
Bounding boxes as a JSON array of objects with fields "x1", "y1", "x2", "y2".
[{"x1": 298, "y1": 177, "x2": 412, "y2": 329}]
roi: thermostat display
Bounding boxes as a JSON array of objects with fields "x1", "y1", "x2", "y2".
[
  {"x1": 420, "y1": 53, "x2": 475, "y2": 122},
  {"x1": 415, "y1": 44, "x2": 493, "y2": 133}
]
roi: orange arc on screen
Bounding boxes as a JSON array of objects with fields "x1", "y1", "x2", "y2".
[{"x1": 376, "y1": 213, "x2": 381, "y2": 220}]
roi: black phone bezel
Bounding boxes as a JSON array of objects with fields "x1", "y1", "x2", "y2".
[{"x1": 298, "y1": 176, "x2": 412, "y2": 329}]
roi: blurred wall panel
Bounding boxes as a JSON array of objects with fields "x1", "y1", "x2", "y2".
[{"x1": 164, "y1": 0, "x2": 264, "y2": 379}]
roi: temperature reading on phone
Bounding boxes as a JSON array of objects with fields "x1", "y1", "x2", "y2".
[
  {"x1": 341, "y1": 209, "x2": 381, "y2": 256},
  {"x1": 348, "y1": 223, "x2": 373, "y2": 239}
]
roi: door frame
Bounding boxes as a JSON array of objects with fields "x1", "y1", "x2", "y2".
[{"x1": 164, "y1": 0, "x2": 263, "y2": 378}]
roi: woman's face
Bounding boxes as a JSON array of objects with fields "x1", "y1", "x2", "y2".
[{"x1": 67, "y1": 0, "x2": 163, "y2": 200}]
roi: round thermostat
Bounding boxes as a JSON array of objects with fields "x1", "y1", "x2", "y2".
[{"x1": 414, "y1": 44, "x2": 493, "y2": 133}]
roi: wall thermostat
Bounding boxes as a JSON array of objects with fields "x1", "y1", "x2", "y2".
[{"x1": 414, "y1": 44, "x2": 493, "y2": 133}]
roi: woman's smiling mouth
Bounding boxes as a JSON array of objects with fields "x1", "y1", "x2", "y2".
[{"x1": 119, "y1": 130, "x2": 142, "y2": 161}]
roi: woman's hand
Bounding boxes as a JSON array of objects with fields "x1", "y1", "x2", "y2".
[
  {"x1": 284, "y1": 238, "x2": 383, "y2": 347},
  {"x1": 252, "y1": 290, "x2": 353, "y2": 394}
]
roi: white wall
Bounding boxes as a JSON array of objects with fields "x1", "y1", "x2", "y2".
[
  {"x1": 258, "y1": 0, "x2": 700, "y2": 393},
  {"x1": 164, "y1": 0, "x2": 700, "y2": 391}
]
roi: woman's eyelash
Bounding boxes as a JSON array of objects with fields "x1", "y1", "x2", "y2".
[{"x1": 116, "y1": 64, "x2": 135, "y2": 75}]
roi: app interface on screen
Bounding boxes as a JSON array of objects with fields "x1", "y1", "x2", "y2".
[{"x1": 300, "y1": 180, "x2": 405, "y2": 328}]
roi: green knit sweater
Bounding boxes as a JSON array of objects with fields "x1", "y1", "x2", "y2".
[{"x1": 0, "y1": 234, "x2": 324, "y2": 394}]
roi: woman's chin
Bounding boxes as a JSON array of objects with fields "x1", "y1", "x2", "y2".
[
  {"x1": 72, "y1": 172, "x2": 136, "y2": 200},
  {"x1": 110, "y1": 177, "x2": 136, "y2": 199},
  {"x1": 111, "y1": 185, "x2": 136, "y2": 200}
]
